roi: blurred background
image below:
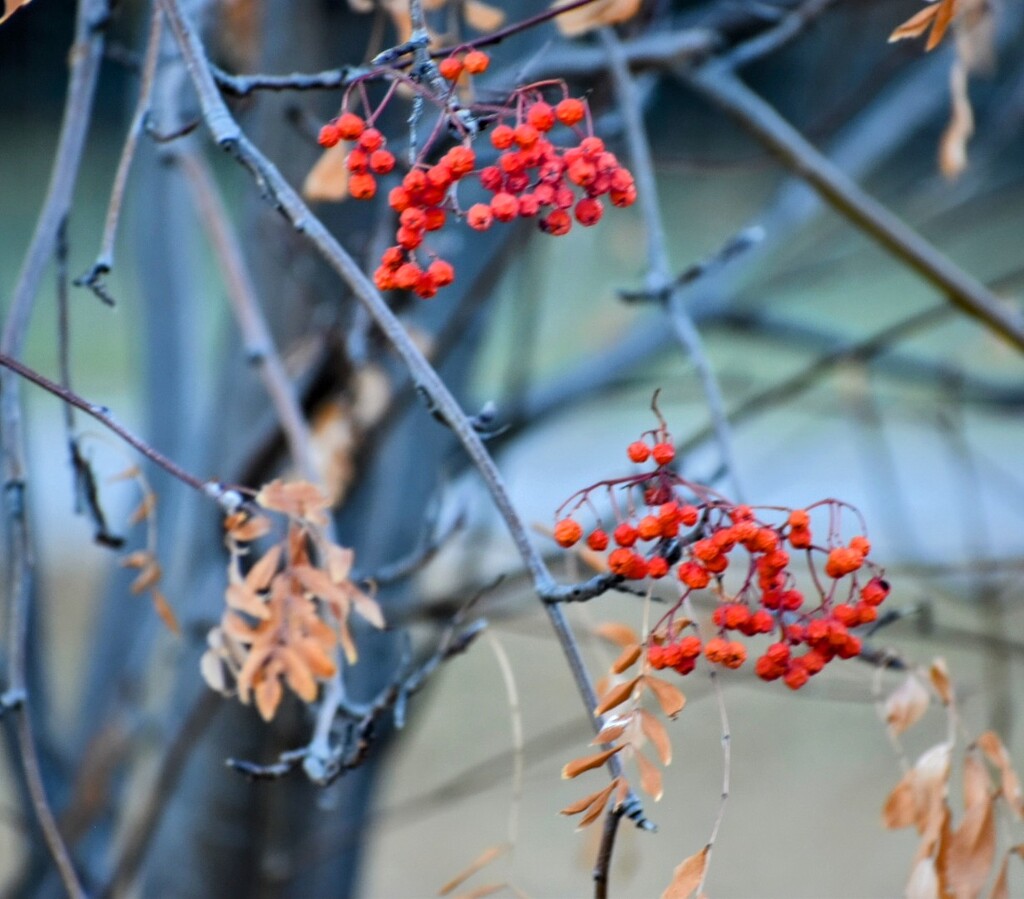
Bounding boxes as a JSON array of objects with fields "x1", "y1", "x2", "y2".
[{"x1": 2, "y1": 0, "x2": 1024, "y2": 895}]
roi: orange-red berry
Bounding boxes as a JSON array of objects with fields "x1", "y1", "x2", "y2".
[
  {"x1": 318, "y1": 123, "x2": 341, "y2": 147},
  {"x1": 336, "y1": 112, "x2": 365, "y2": 140},
  {"x1": 467, "y1": 203, "x2": 494, "y2": 231},
  {"x1": 555, "y1": 97, "x2": 586, "y2": 126},
  {"x1": 587, "y1": 529, "x2": 609, "y2": 551},
  {"x1": 463, "y1": 49, "x2": 490, "y2": 74},
  {"x1": 553, "y1": 518, "x2": 583, "y2": 547},
  {"x1": 627, "y1": 441, "x2": 650, "y2": 463},
  {"x1": 439, "y1": 55, "x2": 463, "y2": 80},
  {"x1": 652, "y1": 442, "x2": 675, "y2": 466}
]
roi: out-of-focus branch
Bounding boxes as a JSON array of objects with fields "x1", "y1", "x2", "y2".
[
  {"x1": 682, "y1": 62, "x2": 1024, "y2": 353},
  {"x1": 77, "y1": 3, "x2": 164, "y2": 306}
]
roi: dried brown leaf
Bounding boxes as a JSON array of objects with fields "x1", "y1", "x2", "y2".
[
  {"x1": 640, "y1": 708, "x2": 672, "y2": 766},
  {"x1": 636, "y1": 749, "x2": 663, "y2": 801},
  {"x1": 279, "y1": 646, "x2": 318, "y2": 702},
  {"x1": 926, "y1": 0, "x2": 958, "y2": 51},
  {"x1": 325, "y1": 543, "x2": 355, "y2": 583},
  {"x1": 254, "y1": 672, "x2": 283, "y2": 721},
  {"x1": 256, "y1": 479, "x2": 331, "y2": 525},
  {"x1": 246, "y1": 544, "x2": 282, "y2": 590},
  {"x1": 562, "y1": 745, "x2": 624, "y2": 780},
  {"x1": 644, "y1": 674, "x2": 686, "y2": 718},
  {"x1": 464, "y1": 0, "x2": 505, "y2": 32},
  {"x1": 884, "y1": 771, "x2": 919, "y2": 830},
  {"x1": 303, "y1": 142, "x2": 350, "y2": 202},
  {"x1": 151, "y1": 589, "x2": 180, "y2": 635},
  {"x1": 109, "y1": 465, "x2": 141, "y2": 483},
  {"x1": 296, "y1": 636, "x2": 338, "y2": 678},
  {"x1": 944, "y1": 796, "x2": 996, "y2": 899},
  {"x1": 661, "y1": 846, "x2": 709, "y2": 899},
  {"x1": 438, "y1": 843, "x2": 508, "y2": 895},
  {"x1": 553, "y1": 0, "x2": 642, "y2": 37},
  {"x1": 930, "y1": 658, "x2": 953, "y2": 705},
  {"x1": 889, "y1": 3, "x2": 941, "y2": 42},
  {"x1": 595, "y1": 676, "x2": 641, "y2": 716},
  {"x1": 977, "y1": 731, "x2": 1023, "y2": 818},
  {"x1": 886, "y1": 674, "x2": 930, "y2": 736},
  {"x1": 121, "y1": 550, "x2": 151, "y2": 570},
  {"x1": 594, "y1": 621, "x2": 641, "y2": 648},
  {"x1": 130, "y1": 562, "x2": 162, "y2": 596},
  {"x1": 129, "y1": 493, "x2": 156, "y2": 526},
  {"x1": 577, "y1": 790, "x2": 613, "y2": 829},
  {"x1": 351, "y1": 589, "x2": 385, "y2": 629},
  {"x1": 593, "y1": 722, "x2": 628, "y2": 745},
  {"x1": 560, "y1": 778, "x2": 618, "y2": 817},
  {"x1": 0, "y1": 0, "x2": 33, "y2": 26},
  {"x1": 454, "y1": 884, "x2": 505, "y2": 899},
  {"x1": 611, "y1": 643, "x2": 643, "y2": 675}
]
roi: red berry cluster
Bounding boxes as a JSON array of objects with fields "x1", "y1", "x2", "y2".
[
  {"x1": 316, "y1": 51, "x2": 636, "y2": 299},
  {"x1": 553, "y1": 421, "x2": 891, "y2": 691}
]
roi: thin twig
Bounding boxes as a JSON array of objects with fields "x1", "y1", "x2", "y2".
[
  {"x1": 682, "y1": 63, "x2": 1024, "y2": 353},
  {"x1": 174, "y1": 149, "x2": 320, "y2": 482},
  {"x1": 159, "y1": 0, "x2": 649, "y2": 824},
  {"x1": 593, "y1": 804, "x2": 625, "y2": 899},
  {"x1": 600, "y1": 26, "x2": 745, "y2": 502},
  {"x1": 77, "y1": 3, "x2": 164, "y2": 306},
  {"x1": 0, "y1": 351, "x2": 233, "y2": 504}
]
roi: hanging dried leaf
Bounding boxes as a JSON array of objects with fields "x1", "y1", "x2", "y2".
[
  {"x1": 464, "y1": 0, "x2": 505, "y2": 32},
  {"x1": 577, "y1": 789, "x2": 613, "y2": 829},
  {"x1": 200, "y1": 647, "x2": 229, "y2": 694},
  {"x1": 635, "y1": 749, "x2": 663, "y2": 801},
  {"x1": 254, "y1": 670, "x2": 284, "y2": 721},
  {"x1": 884, "y1": 743, "x2": 953, "y2": 833},
  {"x1": 611, "y1": 643, "x2": 642, "y2": 674},
  {"x1": 562, "y1": 745, "x2": 623, "y2": 779},
  {"x1": 929, "y1": 658, "x2": 953, "y2": 705},
  {"x1": 247, "y1": 544, "x2": 283, "y2": 590},
  {"x1": 926, "y1": 0, "x2": 957, "y2": 51},
  {"x1": 905, "y1": 857, "x2": 940, "y2": 899},
  {"x1": 121, "y1": 550, "x2": 151, "y2": 570},
  {"x1": 594, "y1": 621, "x2": 641, "y2": 648},
  {"x1": 962, "y1": 751, "x2": 992, "y2": 810},
  {"x1": 644, "y1": 674, "x2": 686, "y2": 718},
  {"x1": 944, "y1": 796, "x2": 996, "y2": 899},
  {"x1": 151, "y1": 589, "x2": 180, "y2": 635},
  {"x1": 884, "y1": 771, "x2": 919, "y2": 830},
  {"x1": 976, "y1": 731, "x2": 1023, "y2": 818},
  {"x1": 886, "y1": 674, "x2": 931, "y2": 736},
  {"x1": 595, "y1": 676, "x2": 641, "y2": 716},
  {"x1": 640, "y1": 708, "x2": 672, "y2": 766},
  {"x1": 991, "y1": 852, "x2": 1011, "y2": 899},
  {"x1": 303, "y1": 142, "x2": 351, "y2": 203},
  {"x1": 130, "y1": 562, "x2": 162, "y2": 596},
  {"x1": 0, "y1": 0, "x2": 33, "y2": 26},
  {"x1": 560, "y1": 779, "x2": 618, "y2": 817},
  {"x1": 661, "y1": 846, "x2": 709, "y2": 899},
  {"x1": 438, "y1": 844, "x2": 509, "y2": 895},
  {"x1": 889, "y1": 3, "x2": 942, "y2": 42},
  {"x1": 553, "y1": 0, "x2": 642, "y2": 37},
  {"x1": 454, "y1": 884, "x2": 505, "y2": 899}
]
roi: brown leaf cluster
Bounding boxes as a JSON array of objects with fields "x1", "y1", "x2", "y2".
[
  {"x1": 202, "y1": 482, "x2": 384, "y2": 721},
  {"x1": 661, "y1": 846, "x2": 709, "y2": 899},
  {"x1": 882, "y1": 660, "x2": 1022, "y2": 898},
  {"x1": 560, "y1": 620, "x2": 684, "y2": 827}
]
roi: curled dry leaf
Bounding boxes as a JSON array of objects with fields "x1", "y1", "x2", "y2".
[
  {"x1": 962, "y1": 750, "x2": 991, "y2": 810},
  {"x1": 940, "y1": 61, "x2": 974, "y2": 179},
  {"x1": 437, "y1": 843, "x2": 509, "y2": 896},
  {"x1": 225, "y1": 511, "x2": 272, "y2": 543},
  {"x1": 644, "y1": 674, "x2": 686, "y2": 718},
  {"x1": 553, "y1": 0, "x2": 642, "y2": 37},
  {"x1": 130, "y1": 561, "x2": 162, "y2": 596},
  {"x1": 888, "y1": 0, "x2": 957, "y2": 50},
  {"x1": 454, "y1": 884, "x2": 505, "y2": 899},
  {"x1": 661, "y1": 846, "x2": 709, "y2": 899},
  {"x1": 976, "y1": 731, "x2": 1024, "y2": 818},
  {"x1": 128, "y1": 493, "x2": 157, "y2": 526},
  {"x1": 562, "y1": 745, "x2": 623, "y2": 780},
  {"x1": 593, "y1": 722, "x2": 628, "y2": 745},
  {"x1": 594, "y1": 675, "x2": 641, "y2": 716},
  {"x1": 883, "y1": 743, "x2": 953, "y2": 833},
  {"x1": 886, "y1": 673, "x2": 930, "y2": 736},
  {"x1": 121, "y1": 550, "x2": 151, "y2": 570},
  {"x1": 150, "y1": 589, "x2": 180, "y2": 635},
  {"x1": 612, "y1": 643, "x2": 642, "y2": 674}
]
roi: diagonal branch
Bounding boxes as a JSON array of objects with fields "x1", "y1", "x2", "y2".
[{"x1": 682, "y1": 62, "x2": 1024, "y2": 353}]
